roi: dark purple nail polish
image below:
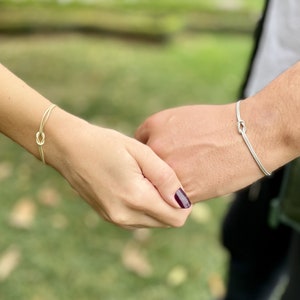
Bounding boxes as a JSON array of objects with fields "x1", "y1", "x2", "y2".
[{"x1": 174, "y1": 188, "x2": 191, "y2": 209}]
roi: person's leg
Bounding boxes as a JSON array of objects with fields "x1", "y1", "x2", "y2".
[
  {"x1": 281, "y1": 231, "x2": 300, "y2": 300},
  {"x1": 221, "y1": 169, "x2": 292, "y2": 300}
]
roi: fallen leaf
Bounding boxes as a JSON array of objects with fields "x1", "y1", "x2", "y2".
[
  {"x1": 208, "y1": 273, "x2": 225, "y2": 299},
  {"x1": 38, "y1": 187, "x2": 61, "y2": 207},
  {"x1": 0, "y1": 246, "x2": 21, "y2": 281},
  {"x1": 167, "y1": 265, "x2": 188, "y2": 286},
  {"x1": 0, "y1": 162, "x2": 13, "y2": 182},
  {"x1": 190, "y1": 202, "x2": 212, "y2": 224},
  {"x1": 133, "y1": 228, "x2": 152, "y2": 244},
  {"x1": 121, "y1": 241, "x2": 152, "y2": 278},
  {"x1": 218, "y1": 0, "x2": 242, "y2": 10},
  {"x1": 9, "y1": 198, "x2": 36, "y2": 229}
]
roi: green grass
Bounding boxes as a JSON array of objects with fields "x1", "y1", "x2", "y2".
[{"x1": 0, "y1": 32, "x2": 253, "y2": 300}]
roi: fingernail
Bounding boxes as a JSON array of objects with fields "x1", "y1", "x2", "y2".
[{"x1": 174, "y1": 188, "x2": 191, "y2": 209}]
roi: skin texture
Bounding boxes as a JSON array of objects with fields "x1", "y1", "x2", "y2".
[
  {"x1": 0, "y1": 64, "x2": 191, "y2": 229},
  {"x1": 136, "y1": 62, "x2": 300, "y2": 203}
]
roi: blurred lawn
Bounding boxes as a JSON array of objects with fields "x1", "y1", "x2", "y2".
[{"x1": 0, "y1": 24, "x2": 253, "y2": 300}]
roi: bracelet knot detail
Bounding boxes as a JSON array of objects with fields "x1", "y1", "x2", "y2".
[
  {"x1": 236, "y1": 100, "x2": 272, "y2": 177},
  {"x1": 237, "y1": 119, "x2": 246, "y2": 135},
  {"x1": 36, "y1": 104, "x2": 56, "y2": 164},
  {"x1": 36, "y1": 132, "x2": 45, "y2": 146}
]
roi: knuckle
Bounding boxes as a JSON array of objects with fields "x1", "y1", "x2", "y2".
[
  {"x1": 147, "y1": 139, "x2": 165, "y2": 156},
  {"x1": 156, "y1": 168, "x2": 177, "y2": 187},
  {"x1": 109, "y1": 211, "x2": 131, "y2": 226},
  {"x1": 107, "y1": 190, "x2": 145, "y2": 226},
  {"x1": 126, "y1": 199, "x2": 143, "y2": 212},
  {"x1": 121, "y1": 185, "x2": 143, "y2": 209},
  {"x1": 145, "y1": 114, "x2": 159, "y2": 128}
]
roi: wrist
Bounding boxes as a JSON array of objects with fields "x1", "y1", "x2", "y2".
[
  {"x1": 242, "y1": 66, "x2": 300, "y2": 173},
  {"x1": 41, "y1": 107, "x2": 90, "y2": 172}
]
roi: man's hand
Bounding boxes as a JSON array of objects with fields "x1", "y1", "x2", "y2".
[{"x1": 136, "y1": 103, "x2": 269, "y2": 203}]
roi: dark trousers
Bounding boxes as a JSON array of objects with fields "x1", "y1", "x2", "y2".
[{"x1": 221, "y1": 169, "x2": 300, "y2": 300}]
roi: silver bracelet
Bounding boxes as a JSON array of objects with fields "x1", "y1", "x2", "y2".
[{"x1": 236, "y1": 100, "x2": 272, "y2": 176}]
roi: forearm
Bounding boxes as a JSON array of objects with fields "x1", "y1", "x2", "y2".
[
  {"x1": 0, "y1": 63, "x2": 86, "y2": 168},
  {"x1": 0, "y1": 63, "x2": 54, "y2": 158},
  {"x1": 242, "y1": 61, "x2": 300, "y2": 173}
]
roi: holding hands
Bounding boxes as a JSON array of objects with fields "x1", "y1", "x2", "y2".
[{"x1": 4, "y1": 61, "x2": 300, "y2": 229}]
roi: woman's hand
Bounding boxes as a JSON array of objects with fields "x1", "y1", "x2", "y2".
[{"x1": 46, "y1": 110, "x2": 191, "y2": 229}]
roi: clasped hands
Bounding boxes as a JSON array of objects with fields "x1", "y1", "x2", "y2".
[
  {"x1": 52, "y1": 93, "x2": 290, "y2": 229},
  {"x1": 2, "y1": 63, "x2": 297, "y2": 230}
]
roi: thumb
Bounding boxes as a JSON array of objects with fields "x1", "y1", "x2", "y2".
[{"x1": 132, "y1": 143, "x2": 191, "y2": 209}]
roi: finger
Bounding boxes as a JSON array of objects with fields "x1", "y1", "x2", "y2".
[
  {"x1": 143, "y1": 193, "x2": 192, "y2": 227},
  {"x1": 120, "y1": 217, "x2": 171, "y2": 230},
  {"x1": 131, "y1": 144, "x2": 191, "y2": 209},
  {"x1": 92, "y1": 194, "x2": 171, "y2": 228},
  {"x1": 112, "y1": 214, "x2": 170, "y2": 229},
  {"x1": 127, "y1": 177, "x2": 192, "y2": 227},
  {"x1": 90, "y1": 182, "x2": 175, "y2": 228},
  {"x1": 135, "y1": 121, "x2": 150, "y2": 144},
  {"x1": 103, "y1": 193, "x2": 183, "y2": 228}
]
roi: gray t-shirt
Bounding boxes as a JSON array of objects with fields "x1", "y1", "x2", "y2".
[{"x1": 245, "y1": 0, "x2": 300, "y2": 97}]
